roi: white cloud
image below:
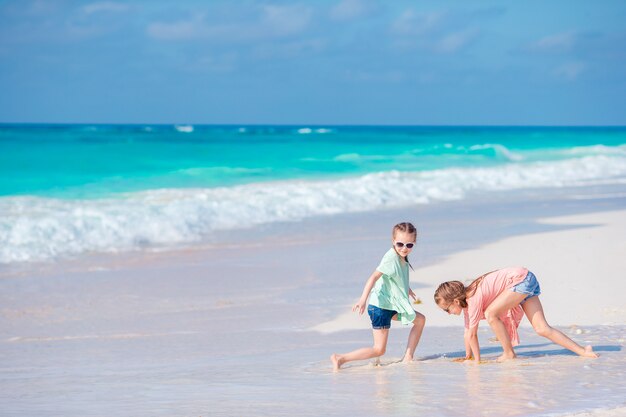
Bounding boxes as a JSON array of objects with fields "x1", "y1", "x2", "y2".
[
  {"x1": 531, "y1": 32, "x2": 576, "y2": 51},
  {"x1": 82, "y1": 2, "x2": 129, "y2": 15},
  {"x1": 261, "y1": 5, "x2": 313, "y2": 36},
  {"x1": 330, "y1": 0, "x2": 369, "y2": 21},
  {"x1": 391, "y1": 9, "x2": 444, "y2": 36},
  {"x1": 146, "y1": 5, "x2": 312, "y2": 42},
  {"x1": 390, "y1": 9, "x2": 478, "y2": 54},
  {"x1": 436, "y1": 28, "x2": 478, "y2": 53},
  {"x1": 554, "y1": 61, "x2": 586, "y2": 80},
  {"x1": 147, "y1": 14, "x2": 208, "y2": 40}
]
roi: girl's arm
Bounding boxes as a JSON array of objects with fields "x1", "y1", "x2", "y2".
[
  {"x1": 353, "y1": 270, "x2": 383, "y2": 314},
  {"x1": 452, "y1": 330, "x2": 475, "y2": 362},
  {"x1": 463, "y1": 329, "x2": 473, "y2": 360},
  {"x1": 465, "y1": 326, "x2": 481, "y2": 362}
]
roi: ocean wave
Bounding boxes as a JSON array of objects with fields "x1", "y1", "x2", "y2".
[
  {"x1": 1, "y1": 155, "x2": 626, "y2": 264},
  {"x1": 468, "y1": 143, "x2": 524, "y2": 161},
  {"x1": 320, "y1": 143, "x2": 527, "y2": 164},
  {"x1": 405, "y1": 143, "x2": 525, "y2": 161},
  {"x1": 176, "y1": 166, "x2": 272, "y2": 177},
  {"x1": 332, "y1": 153, "x2": 388, "y2": 162}
]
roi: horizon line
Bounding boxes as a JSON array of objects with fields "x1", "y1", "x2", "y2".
[{"x1": 1, "y1": 122, "x2": 626, "y2": 128}]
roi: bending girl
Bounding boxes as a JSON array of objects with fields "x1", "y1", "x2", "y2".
[{"x1": 434, "y1": 267, "x2": 598, "y2": 362}]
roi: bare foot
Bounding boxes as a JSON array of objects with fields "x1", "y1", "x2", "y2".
[
  {"x1": 581, "y1": 345, "x2": 599, "y2": 358},
  {"x1": 330, "y1": 354, "x2": 344, "y2": 371},
  {"x1": 496, "y1": 352, "x2": 516, "y2": 362},
  {"x1": 402, "y1": 355, "x2": 414, "y2": 364}
]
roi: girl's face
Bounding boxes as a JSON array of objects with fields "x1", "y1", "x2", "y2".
[
  {"x1": 438, "y1": 299, "x2": 462, "y2": 316},
  {"x1": 392, "y1": 230, "x2": 416, "y2": 258}
]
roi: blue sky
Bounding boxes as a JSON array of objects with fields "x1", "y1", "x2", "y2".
[{"x1": 1, "y1": 0, "x2": 625, "y2": 125}]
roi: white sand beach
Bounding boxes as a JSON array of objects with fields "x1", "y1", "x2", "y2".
[{"x1": 1, "y1": 186, "x2": 625, "y2": 417}]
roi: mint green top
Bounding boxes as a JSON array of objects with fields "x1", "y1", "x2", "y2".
[{"x1": 368, "y1": 248, "x2": 416, "y2": 325}]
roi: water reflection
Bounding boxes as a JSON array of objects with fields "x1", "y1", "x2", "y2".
[{"x1": 323, "y1": 327, "x2": 623, "y2": 417}]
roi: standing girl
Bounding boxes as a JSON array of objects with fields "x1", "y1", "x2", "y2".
[
  {"x1": 331, "y1": 222, "x2": 426, "y2": 371},
  {"x1": 434, "y1": 267, "x2": 598, "y2": 362}
]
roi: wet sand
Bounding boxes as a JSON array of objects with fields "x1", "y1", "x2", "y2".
[{"x1": 1, "y1": 185, "x2": 625, "y2": 416}]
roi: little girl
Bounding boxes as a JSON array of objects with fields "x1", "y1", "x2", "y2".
[
  {"x1": 330, "y1": 222, "x2": 426, "y2": 371},
  {"x1": 434, "y1": 267, "x2": 598, "y2": 362}
]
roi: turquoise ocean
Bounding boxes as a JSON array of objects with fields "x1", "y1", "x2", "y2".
[{"x1": 2, "y1": 124, "x2": 626, "y2": 264}]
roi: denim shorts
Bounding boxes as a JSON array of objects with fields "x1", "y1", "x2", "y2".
[
  {"x1": 512, "y1": 271, "x2": 541, "y2": 304},
  {"x1": 367, "y1": 305, "x2": 397, "y2": 330}
]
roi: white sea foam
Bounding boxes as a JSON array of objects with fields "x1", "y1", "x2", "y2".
[
  {"x1": 174, "y1": 125, "x2": 194, "y2": 133},
  {"x1": 295, "y1": 127, "x2": 333, "y2": 134},
  {"x1": 1, "y1": 155, "x2": 626, "y2": 264},
  {"x1": 567, "y1": 144, "x2": 626, "y2": 156}
]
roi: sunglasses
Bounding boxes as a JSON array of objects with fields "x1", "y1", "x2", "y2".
[
  {"x1": 442, "y1": 301, "x2": 456, "y2": 313},
  {"x1": 394, "y1": 241, "x2": 415, "y2": 249}
]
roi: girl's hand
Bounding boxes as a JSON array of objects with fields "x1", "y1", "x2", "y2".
[
  {"x1": 409, "y1": 289, "x2": 423, "y2": 304},
  {"x1": 352, "y1": 300, "x2": 366, "y2": 315}
]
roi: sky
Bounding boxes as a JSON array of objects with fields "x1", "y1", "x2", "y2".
[{"x1": 0, "y1": 0, "x2": 625, "y2": 125}]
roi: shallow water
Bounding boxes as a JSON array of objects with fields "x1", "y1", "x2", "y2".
[{"x1": 1, "y1": 325, "x2": 623, "y2": 417}]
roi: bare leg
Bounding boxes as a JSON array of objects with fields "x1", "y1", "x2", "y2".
[
  {"x1": 522, "y1": 296, "x2": 598, "y2": 358},
  {"x1": 331, "y1": 328, "x2": 390, "y2": 371},
  {"x1": 484, "y1": 290, "x2": 527, "y2": 362},
  {"x1": 402, "y1": 311, "x2": 426, "y2": 362}
]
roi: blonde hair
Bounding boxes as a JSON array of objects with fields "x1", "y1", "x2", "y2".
[
  {"x1": 433, "y1": 270, "x2": 495, "y2": 308},
  {"x1": 392, "y1": 222, "x2": 417, "y2": 240},
  {"x1": 434, "y1": 281, "x2": 468, "y2": 308}
]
